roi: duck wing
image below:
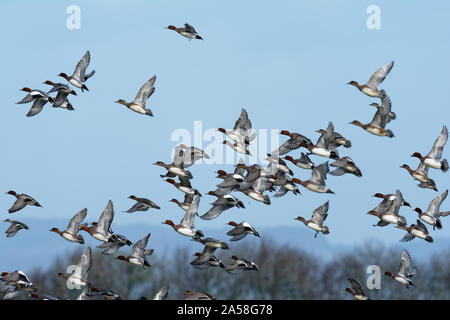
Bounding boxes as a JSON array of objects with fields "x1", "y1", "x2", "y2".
[
  {"x1": 67, "y1": 208, "x2": 87, "y2": 234},
  {"x1": 181, "y1": 194, "x2": 200, "y2": 228},
  {"x1": 366, "y1": 61, "x2": 394, "y2": 89},
  {"x1": 134, "y1": 75, "x2": 156, "y2": 106},
  {"x1": 427, "y1": 125, "x2": 448, "y2": 160}
]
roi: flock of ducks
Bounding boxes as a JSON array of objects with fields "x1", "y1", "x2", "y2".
[{"x1": 2, "y1": 23, "x2": 449, "y2": 300}]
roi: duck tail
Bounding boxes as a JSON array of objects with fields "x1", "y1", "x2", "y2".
[
  {"x1": 441, "y1": 159, "x2": 448, "y2": 172},
  {"x1": 425, "y1": 235, "x2": 433, "y2": 243},
  {"x1": 344, "y1": 140, "x2": 352, "y2": 148}
]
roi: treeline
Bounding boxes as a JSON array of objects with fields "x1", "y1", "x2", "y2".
[{"x1": 20, "y1": 240, "x2": 450, "y2": 299}]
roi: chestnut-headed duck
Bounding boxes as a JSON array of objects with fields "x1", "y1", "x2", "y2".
[
  {"x1": 226, "y1": 221, "x2": 260, "y2": 241},
  {"x1": 125, "y1": 195, "x2": 160, "y2": 213},
  {"x1": 184, "y1": 291, "x2": 216, "y2": 301},
  {"x1": 49, "y1": 208, "x2": 87, "y2": 244},
  {"x1": 1, "y1": 270, "x2": 34, "y2": 288},
  {"x1": 200, "y1": 192, "x2": 244, "y2": 220},
  {"x1": 347, "y1": 61, "x2": 394, "y2": 97},
  {"x1": 43, "y1": 80, "x2": 76, "y2": 110},
  {"x1": 396, "y1": 219, "x2": 433, "y2": 243},
  {"x1": 345, "y1": 278, "x2": 369, "y2": 300},
  {"x1": 372, "y1": 192, "x2": 411, "y2": 208},
  {"x1": 225, "y1": 255, "x2": 259, "y2": 274},
  {"x1": 384, "y1": 249, "x2": 418, "y2": 288},
  {"x1": 43, "y1": 80, "x2": 77, "y2": 96},
  {"x1": 115, "y1": 75, "x2": 157, "y2": 116},
  {"x1": 165, "y1": 177, "x2": 201, "y2": 196},
  {"x1": 350, "y1": 89, "x2": 395, "y2": 137},
  {"x1": 166, "y1": 23, "x2": 203, "y2": 40},
  {"x1": 284, "y1": 153, "x2": 315, "y2": 170},
  {"x1": 4, "y1": 219, "x2": 29, "y2": 238},
  {"x1": 170, "y1": 193, "x2": 194, "y2": 212},
  {"x1": 162, "y1": 194, "x2": 204, "y2": 237},
  {"x1": 329, "y1": 156, "x2": 362, "y2": 177},
  {"x1": 97, "y1": 233, "x2": 132, "y2": 256},
  {"x1": 367, "y1": 190, "x2": 407, "y2": 227},
  {"x1": 316, "y1": 127, "x2": 351, "y2": 149},
  {"x1": 368, "y1": 92, "x2": 396, "y2": 124},
  {"x1": 6, "y1": 190, "x2": 42, "y2": 213},
  {"x1": 212, "y1": 161, "x2": 246, "y2": 196},
  {"x1": 294, "y1": 162, "x2": 334, "y2": 194},
  {"x1": 308, "y1": 122, "x2": 339, "y2": 159},
  {"x1": 116, "y1": 233, "x2": 153, "y2": 268},
  {"x1": 237, "y1": 176, "x2": 271, "y2": 205},
  {"x1": 80, "y1": 200, "x2": 114, "y2": 242},
  {"x1": 272, "y1": 173, "x2": 302, "y2": 197},
  {"x1": 190, "y1": 237, "x2": 229, "y2": 266},
  {"x1": 218, "y1": 108, "x2": 256, "y2": 145},
  {"x1": 414, "y1": 189, "x2": 450, "y2": 230},
  {"x1": 58, "y1": 50, "x2": 95, "y2": 92},
  {"x1": 191, "y1": 252, "x2": 225, "y2": 270},
  {"x1": 271, "y1": 130, "x2": 313, "y2": 156},
  {"x1": 173, "y1": 144, "x2": 210, "y2": 168},
  {"x1": 16, "y1": 87, "x2": 55, "y2": 117},
  {"x1": 295, "y1": 201, "x2": 330, "y2": 237},
  {"x1": 58, "y1": 247, "x2": 92, "y2": 288},
  {"x1": 411, "y1": 125, "x2": 448, "y2": 172},
  {"x1": 0, "y1": 270, "x2": 36, "y2": 299},
  {"x1": 400, "y1": 163, "x2": 438, "y2": 191},
  {"x1": 154, "y1": 161, "x2": 193, "y2": 179}
]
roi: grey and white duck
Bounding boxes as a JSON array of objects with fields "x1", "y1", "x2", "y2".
[
  {"x1": 162, "y1": 194, "x2": 204, "y2": 237},
  {"x1": 116, "y1": 233, "x2": 153, "y2": 268},
  {"x1": 308, "y1": 122, "x2": 339, "y2": 159},
  {"x1": 400, "y1": 162, "x2": 438, "y2": 191},
  {"x1": 58, "y1": 50, "x2": 95, "y2": 92},
  {"x1": 411, "y1": 125, "x2": 448, "y2": 173},
  {"x1": 166, "y1": 23, "x2": 203, "y2": 40},
  {"x1": 200, "y1": 191, "x2": 245, "y2": 220},
  {"x1": 115, "y1": 75, "x2": 157, "y2": 116},
  {"x1": 271, "y1": 130, "x2": 313, "y2": 156},
  {"x1": 384, "y1": 249, "x2": 418, "y2": 289},
  {"x1": 414, "y1": 189, "x2": 450, "y2": 230},
  {"x1": 6, "y1": 190, "x2": 42, "y2": 213},
  {"x1": 226, "y1": 221, "x2": 260, "y2": 241},
  {"x1": 16, "y1": 87, "x2": 55, "y2": 117},
  {"x1": 190, "y1": 237, "x2": 229, "y2": 267},
  {"x1": 347, "y1": 61, "x2": 394, "y2": 97},
  {"x1": 284, "y1": 153, "x2": 315, "y2": 170},
  {"x1": 294, "y1": 162, "x2": 334, "y2": 194},
  {"x1": 43, "y1": 80, "x2": 76, "y2": 110},
  {"x1": 345, "y1": 278, "x2": 369, "y2": 300},
  {"x1": 295, "y1": 201, "x2": 330, "y2": 237},
  {"x1": 350, "y1": 89, "x2": 395, "y2": 138},
  {"x1": 50, "y1": 208, "x2": 87, "y2": 244},
  {"x1": 396, "y1": 219, "x2": 433, "y2": 243},
  {"x1": 57, "y1": 247, "x2": 92, "y2": 288},
  {"x1": 367, "y1": 190, "x2": 407, "y2": 227}
]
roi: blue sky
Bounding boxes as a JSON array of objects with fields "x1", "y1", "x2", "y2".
[{"x1": 1, "y1": 0, "x2": 449, "y2": 271}]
